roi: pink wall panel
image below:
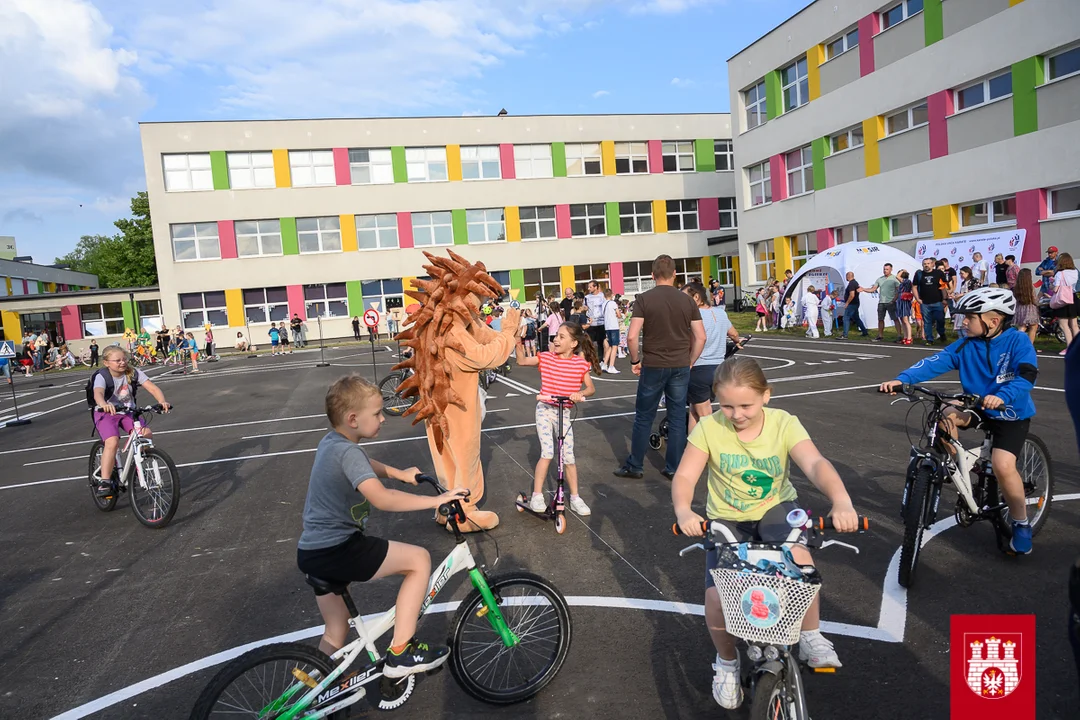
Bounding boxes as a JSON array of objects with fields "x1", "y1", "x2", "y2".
[
  {"x1": 769, "y1": 154, "x2": 788, "y2": 202},
  {"x1": 555, "y1": 205, "x2": 572, "y2": 239},
  {"x1": 697, "y1": 197, "x2": 721, "y2": 231},
  {"x1": 499, "y1": 144, "x2": 516, "y2": 179},
  {"x1": 1016, "y1": 189, "x2": 1047, "y2": 264},
  {"x1": 333, "y1": 148, "x2": 351, "y2": 186},
  {"x1": 22, "y1": 279, "x2": 29, "y2": 294},
  {"x1": 815, "y1": 228, "x2": 836, "y2": 252},
  {"x1": 217, "y1": 220, "x2": 237, "y2": 260},
  {"x1": 858, "y1": 13, "x2": 879, "y2": 77},
  {"x1": 287, "y1": 285, "x2": 307, "y2": 321},
  {"x1": 397, "y1": 212, "x2": 414, "y2": 249},
  {"x1": 928, "y1": 90, "x2": 953, "y2": 160},
  {"x1": 647, "y1": 140, "x2": 663, "y2": 174},
  {"x1": 61, "y1": 305, "x2": 83, "y2": 340},
  {"x1": 609, "y1": 262, "x2": 625, "y2": 295}
]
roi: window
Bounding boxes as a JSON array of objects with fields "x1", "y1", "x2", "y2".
[
  {"x1": 619, "y1": 202, "x2": 653, "y2": 235},
  {"x1": 1049, "y1": 183, "x2": 1080, "y2": 217},
  {"x1": 786, "y1": 146, "x2": 813, "y2": 196},
  {"x1": 406, "y1": 147, "x2": 448, "y2": 182},
  {"x1": 243, "y1": 287, "x2": 289, "y2": 325},
  {"x1": 662, "y1": 141, "x2": 695, "y2": 172},
  {"x1": 574, "y1": 264, "x2": 610, "y2": 292},
  {"x1": 289, "y1": 150, "x2": 335, "y2": 187},
  {"x1": 1048, "y1": 45, "x2": 1080, "y2": 82},
  {"x1": 227, "y1": 152, "x2": 275, "y2": 189},
  {"x1": 235, "y1": 219, "x2": 283, "y2": 257},
  {"x1": 163, "y1": 153, "x2": 213, "y2": 192},
  {"x1": 485, "y1": 271, "x2": 512, "y2": 302},
  {"x1": 714, "y1": 140, "x2": 733, "y2": 171},
  {"x1": 833, "y1": 222, "x2": 869, "y2": 244},
  {"x1": 719, "y1": 198, "x2": 737, "y2": 229},
  {"x1": 673, "y1": 257, "x2": 703, "y2": 286},
  {"x1": 745, "y1": 80, "x2": 767, "y2": 130},
  {"x1": 614, "y1": 142, "x2": 649, "y2": 174},
  {"x1": 716, "y1": 256, "x2": 736, "y2": 285},
  {"x1": 830, "y1": 126, "x2": 864, "y2": 153},
  {"x1": 519, "y1": 206, "x2": 557, "y2": 241},
  {"x1": 297, "y1": 216, "x2": 342, "y2": 254},
  {"x1": 513, "y1": 144, "x2": 553, "y2": 179},
  {"x1": 523, "y1": 267, "x2": 563, "y2": 301},
  {"x1": 792, "y1": 234, "x2": 815, "y2": 271},
  {"x1": 356, "y1": 214, "x2": 399, "y2": 250},
  {"x1": 890, "y1": 210, "x2": 933, "y2": 239},
  {"x1": 825, "y1": 28, "x2": 859, "y2": 60},
  {"x1": 8, "y1": 278, "x2": 23, "y2": 296},
  {"x1": 349, "y1": 148, "x2": 394, "y2": 185},
  {"x1": 749, "y1": 161, "x2": 772, "y2": 207},
  {"x1": 304, "y1": 283, "x2": 348, "y2": 318},
  {"x1": 570, "y1": 204, "x2": 606, "y2": 237},
  {"x1": 956, "y1": 71, "x2": 1012, "y2": 111},
  {"x1": 666, "y1": 199, "x2": 699, "y2": 232},
  {"x1": 360, "y1": 279, "x2": 404, "y2": 316},
  {"x1": 460, "y1": 145, "x2": 500, "y2": 180},
  {"x1": 960, "y1": 196, "x2": 1017, "y2": 228},
  {"x1": 412, "y1": 211, "x2": 454, "y2": 247},
  {"x1": 752, "y1": 240, "x2": 776, "y2": 282},
  {"x1": 781, "y1": 57, "x2": 809, "y2": 112},
  {"x1": 171, "y1": 222, "x2": 220, "y2": 261},
  {"x1": 886, "y1": 102, "x2": 929, "y2": 135},
  {"x1": 565, "y1": 143, "x2": 602, "y2": 176},
  {"x1": 80, "y1": 302, "x2": 125, "y2": 336},
  {"x1": 881, "y1": 0, "x2": 923, "y2": 31},
  {"x1": 179, "y1": 291, "x2": 228, "y2": 329},
  {"x1": 136, "y1": 300, "x2": 163, "y2": 332},
  {"x1": 622, "y1": 261, "x2": 656, "y2": 295},
  {"x1": 466, "y1": 208, "x2": 506, "y2": 244}
]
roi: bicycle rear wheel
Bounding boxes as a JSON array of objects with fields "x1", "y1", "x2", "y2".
[
  {"x1": 130, "y1": 448, "x2": 180, "y2": 528},
  {"x1": 1001, "y1": 434, "x2": 1054, "y2": 535},
  {"x1": 87, "y1": 441, "x2": 118, "y2": 512},
  {"x1": 189, "y1": 642, "x2": 345, "y2": 720},
  {"x1": 448, "y1": 571, "x2": 572, "y2": 704},
  {"x1": 378, "y1": 373, "x2": 413, "y2": 417},
  {"x1": 750, "y1": 665, "x2": 808, "y2": 720},
  {"x1": 898, "y1": 466, "x2": 933, "y2": 589}
]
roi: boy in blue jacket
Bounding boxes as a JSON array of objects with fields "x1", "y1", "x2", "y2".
[{"x1": 880, "y1": 287, "x2": 1038, "y2": 554}]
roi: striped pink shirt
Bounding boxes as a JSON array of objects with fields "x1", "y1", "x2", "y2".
[{"x1": 537, "y1": 351, "x2": 590, "y2": 404}]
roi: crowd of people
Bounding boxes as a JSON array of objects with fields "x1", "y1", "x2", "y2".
[{"x1": 12, "y1": 328, "x2": 77, "y2": 377}]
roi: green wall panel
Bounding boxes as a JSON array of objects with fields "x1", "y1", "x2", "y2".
[
  {"x1": 122, "y1": 299, "x2": 137, "y2": 331},
  {"x1": 605, "y1": 201, "x2": 620, "y2": 236},
  {"x1": 391, "y1": 146, "x2": 408, "y2": 183},
  {"x1": 924, "y1": 0, "x2": 943, "y2": 46},
  {"x1": 452, "y1": 209, "x2": 469, "y2": 245},
  {"x1": 281, "y1": 217, "x2": 299, "y2": 255},
  {"x1": 694, "y1": 139, "x2": 715, "y2": 172},
  {"x1": 868, "y1": 217, "x2": 890, "y2": 244},
  {"x1": 551, "y1": 142, "x2": 567, "y2": 178},
  {"x1": 509, "y1": 268, "x2": 525, "y2": 301},
  {"x1": 210, "y1": 150, "x2": 230, "y2": 190},
  {"x1": 765, "y1": 70, "x2": 783, "y2": 120},
  {"x1": 346, "y1": 281, "x2": 364, "y2": 316},
  {"x1": 1012, "y1": 56, "x2": 1044, "y2": 136},
  {"x1": 811, "y1": 136, "x2": 829, "y2": 191}
]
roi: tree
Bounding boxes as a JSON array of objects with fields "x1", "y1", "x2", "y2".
[{"x1": 56, "y1": 191, "x2": 158, "y2": 288}]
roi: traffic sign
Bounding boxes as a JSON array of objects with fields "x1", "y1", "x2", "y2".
[
  {"x1": 363, "y1": 309, "x2": 381, "y2": 328},
  {"x1": 0, "y1": 341, "x2": 15, "y2": 359},
  {"x1": 510, "y1": 300, "x2": 520, "y2": 309}
]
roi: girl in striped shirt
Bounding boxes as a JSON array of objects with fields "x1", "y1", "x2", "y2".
[{"x1": 515, "y1": 322, "x2": 600, "y2": 516}]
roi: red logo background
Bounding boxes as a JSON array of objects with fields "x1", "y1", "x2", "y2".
[{"x1": 951, "y1": 614, "x2": 1035, "y2": 720}]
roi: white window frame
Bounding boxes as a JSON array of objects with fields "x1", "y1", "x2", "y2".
[
  {"x1": 179, "y1": 291, "x2": 228, "y2": 330},
  {"x1": 781, "y1": 57, "x2": 809, "y2": 113},
  {"x1": 614, "y1": 142, "x2": 649, "y2": 174},
  {"x1": 825, "y1": 27, "x2": 859, "y2": 61},
  {"x1": 565, "y1": 143, "x2": 602, "y2": 176},
  {"x1": 752, "y1": 240, "x2": 776, "y2": 283},
  {"x1": 226, "y1": 152, "x2": 275, "y2": 190},
  {"x1": 666, "y1": 199, "x2": 699, "y2": 232},
  {"x1": 1048, "y1": 183, "x2": 1080, "y2": 219},
  {"x1": 569, "y1": 203, "x2": 606, "y2": 237},
  {"x1": 661, "y1": 141, "x2": 696, "y2": 173},
  {"x1": 522, "y1": 267, "x2": 563, "y2": 301},
  {"x1": 466, "y1": 208, "x2": 506, "y2": 244},
  {"x1": 304, "y1": 283, "x2": 349, "y2": 319},
  {"x1": 574, "y1": 264, "x2": 611, "y2": 293},
  {"x1": 833, "y1": 222, "x2": 869, "y2": 244},
  {"x1": 356, "y1": 214, "x2": 399, "y2": 251},
  {"x1": 674, "y1": 257, "x2": 704, "y2": 286},
  {"x1": 622, "y1": 261, "x2": 656, "y2": 295},
  {"x1": 80, "y1": 302, "x2": 126, "y2": 336},
  {"x1": 360, "y1": 279, "x2": 404, "y2": 318},
  {"x1": 289, "y1": 150, "x2": 335, "y2": 187},
  {"x1": 349, "y1": 148, "x2": 394, "y2": 185},
  {"x1": 242, "y1": 287, "x2": 290, "y2": 325},
  {"x1": 716, "y1": 255, "x2": 736, "y2": 285},
  {"x1": 519, "y1": 206, "x2": 557, "y2": 241},
  {"x1": 744, "y1": 80, "x2": 767, "y2": 131},
  {"x1": 880, "y1": 0, "x2": 923, "y2": 32},
  {"x1": 955, "y1": 71, "x2": 1012, "y2": 113},
  {"x1": 460, "y1": 145, "x2": 500, "y2": 181},
  {"x1": 296, "y1": 216, "x2": 342, "y2": 254},
  {"x1": 959, "y1": 196, "x2": 1017, "y2": 230},
  {"x1": 714, "y1": 140, "x2": 733, "y2": 171},
  {"x1": 885, "y1": 101, "x2": 929, "y2": 136},
  {"x1": 235, "y1": 219, "x2": 283, "y2": 257},
  {"x1": 405, "y1": 147, "x2": 448, "y2": 183},
  {"x1": 829, "y1": 126, "x2": 864, "y2": 154},
  {"x1": 719, "y1": 198, "x2": 738, "y2": 229},
  {"x1": 163, "y1": 153, "x2": 213, "y2": 192},
  {"x1": 411, "y1": 211, "x2": 454, "y2": 247},
  {"x1": 791, "y1": 233, "x2": 816, "y2": 271},
  {"x1": 1047, "y1": 44, "x2": 1080, "y2": 83},
  {"x1": 513, "y1": 144, "x2": 553, "y2": 179},
  {"x1": 171, "y1": 222, "x2": 221, "y2": 262},
  {"x1": 618, "y1": 201, "x2": 653, "y2": 235},
  {"x1": 8, "y1": 277, "x2": 24, "y2": 296},
  {"x1": 889, "y1": 211, "x2": 934, "y2": 240},
  {"x1": 136, "y1": 299, "x2": 163, "y2": 332},
  {"x1": 785, "y1": 146, "x2": 813, "y2": 197},
  {"x1": 748, "y1": 161, "x2": 772, "y2": 207}
]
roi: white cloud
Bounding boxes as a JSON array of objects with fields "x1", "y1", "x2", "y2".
[
  {"x1": 631, "y1": 0, "x2": 718, "y2": 13},
  {"x1": 671, "y1": 77, "x2": 695, "y2": 87},
  {"x1": 592, "y1": 89, "x2": 611, "y2": 98}
]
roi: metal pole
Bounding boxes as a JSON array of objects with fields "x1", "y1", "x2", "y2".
[
  {"x1": 316, "y1": 314, "x2": 329, "y2": 367},
  {"x1": 369, "y1": 332, "x2": 378, "y2": 383},
  {"x1": 5, "y1": 373, "x2": 31, "y2": 426},
  {"x1": 245, "y1": 319, "x2": 258, "y2": 358}
]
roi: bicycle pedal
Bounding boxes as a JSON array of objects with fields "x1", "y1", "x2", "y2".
[
  {"x1": 475, "y1": 605, "x2": 489, "y2": 618},
  {"x1": 292, "y1": 668, "x2": 319, "y2": 688}
]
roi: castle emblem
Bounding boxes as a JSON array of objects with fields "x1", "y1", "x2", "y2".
[{"x1": 965, "y1": 635, "x2": 1021, "y2": 699}]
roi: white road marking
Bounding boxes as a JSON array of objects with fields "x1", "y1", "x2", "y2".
[
  {"x1": 748, "y1": 343, "x2": 887, "y2": 359},
  {"x1": 494, "y1": 374, "x2": 540, "y2": 395}
]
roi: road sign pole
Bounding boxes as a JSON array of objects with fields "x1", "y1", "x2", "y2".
[
  {"x1": 1, "y1": 341, "x2": 30, "y2": 427},
  {"x1": 370, "y1": 334, "x2": 378, "y2": 384},
  {"x1": 316, "y1": 315, "x2": 330, "y2": 368},
  {"x1": 245, "y1": 319, "x2": 258, "y2": 358}
]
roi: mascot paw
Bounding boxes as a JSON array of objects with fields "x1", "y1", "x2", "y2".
[{"x1": 457, "y1": 509, "x2": 500, "y2": 532}]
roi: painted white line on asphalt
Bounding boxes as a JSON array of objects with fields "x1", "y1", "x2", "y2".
[
  {"x1": 495, "y1": 374, "x2": 540, "y2": 395},
  {"x1": 767, "y1": 371, "x2": 852, "y2": 383},
  {"x1": 24, "y1": 456, "x2": 84, "y2": 467},
  {"x1": 11, "y1": 391, "x2": 75, "y2": 409},
  {"x1": 748, "y1": 343, "x2": 886, "y2": 359},
  {"x1": 739, "y1": 354, "x2": 797, "y2": 369}
]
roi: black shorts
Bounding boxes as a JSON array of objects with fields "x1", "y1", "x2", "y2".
[
  {"x1": 975, "y1": 415, "x2": 1031, "y2": 458},
  {"x1": 688, "y1": 364, "x2": 719, "y2": 405},
  {"x1": 704, "y1": 502, "x2": 801, "y2": 589},
  {"x1": 587, "y1": 325, "x2": 606, "y2": 348},
  {"x1": 297, "y1": 533, "x2": 389, "y2": 584},
  {"x1": 1053, "y1": 303, "x2": 1078, "y2": 319}
]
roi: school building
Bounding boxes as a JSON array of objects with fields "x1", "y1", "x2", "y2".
[
  {"x1": 727, "y1": 0, "x2": 1080, "y2": 284},
  {"x1": 0, "y1": 257, "x2": 100, "y2": 343}
]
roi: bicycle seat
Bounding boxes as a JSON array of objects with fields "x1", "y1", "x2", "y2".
[{"x1": 304, "y1": 574, "x2": 351, "y2": 596}]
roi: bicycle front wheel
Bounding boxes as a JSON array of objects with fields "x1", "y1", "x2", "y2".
[
  {"x1": 87, "y1": 441, "x2": 118, "y2": 512},
  {"x1": 448, "y1": 571, "x2": 572, "y2": 705},
  {"x1": 130, "y1": 448, "x2": 180, "y2": 528},
  {"x1": 189, "y1": 642, "x2": 345, "y2": 720},
  {"x1": 898, "y1": 466, "x2": 933, "y2": 589},
  {"x1": 750, "y1": 664, "x2": 808, "y2": 720},
  {"x1": 378, "y1": 373, "x2": 413, "y2": 417}
]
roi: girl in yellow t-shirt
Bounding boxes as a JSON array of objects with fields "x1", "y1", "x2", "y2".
[{"x1": 671, "y1": 356, "x2": 860, "y2": 711}]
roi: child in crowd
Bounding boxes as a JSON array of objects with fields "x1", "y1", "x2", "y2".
[
  {"x1": 235, "y1": 331, "x2": 249, "y2": 352},
  {"x1": 896, "y1": 270, "x2": 914, "y2": 345},
  {"x1": 1012, "y1": 268, "x2": 1040, "y2": 344},
  {"x1": 754, "y1": 290, "x2": 768, "y2": 332},
  {"x1": 185, "y1": 332, "x2": 202, "y2": 373},
  {"x1": 781, "y1": 297, "x2": 797, "y2": 329},
  {"x1": 672, "y1": 356, "x2": 860, "y2": 710},
  {"x1": 279, "y1": 322, "x2": 290, "y2": 352},
  {"x1": 803, "y1": 286, "x2": 820, "y2": 339},
  {"x1": 296, "y1": 375, "x2": 467, "y2": 674},
  {"x1": 601, "y1": 288, "x2": 622, "y2": 374},
  {"x1": 514, "y1": 321, "x2": 600, "y2": 517},
  {"x1": 820, "y1": 291, "x2": 835, "y2": 337},
  {"x1": 520, "y1": 309, "x2": 538, "y2": 358},
  {"x1": 545, "y1": 301, "x2": 562, "y2": 349},
  {"x1": 89, "y1": 338, "x2": 99, "y2": 367},
  {"x1": 269, "y1": 323, "x2": 281, "y2": 356}
]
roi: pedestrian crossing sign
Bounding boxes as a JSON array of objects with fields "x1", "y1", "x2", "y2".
[{"x1": 0, "y1": 341, "x2": 14, "y2": 358}]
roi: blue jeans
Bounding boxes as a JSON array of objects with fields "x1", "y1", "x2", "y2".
[
  {"x1": 843, "y1": 305, "x2": 867, "y2": 337},
  {"x1": 922, "y1": 302, "x2": 946, "y2": 342},
  {"x1": 624, "y1": 366, "x2": 690, "y2": 475}
]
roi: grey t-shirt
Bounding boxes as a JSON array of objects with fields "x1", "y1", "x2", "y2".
[
  {"x1": 298, "y1": 431, "x2": 379, "y2": 550},
  {"x1": 93, "y1": 369, "x2": 149, "y2": 409},
  {"x1": 875, "y1": 275, "x2": 901, "y2": 304}
]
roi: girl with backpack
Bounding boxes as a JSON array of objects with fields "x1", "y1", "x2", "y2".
[{"x1": 521, "y1": 309, "x2": 538, "y2": 358}]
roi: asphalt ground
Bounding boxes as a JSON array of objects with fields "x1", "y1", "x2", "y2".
[{"x1": 0, "y1": 337, "x2": 1076, "y2": 720}]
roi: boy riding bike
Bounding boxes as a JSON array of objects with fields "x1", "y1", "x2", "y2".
[{"x1": 880, "y1": 286, "x2": 1038, "y2": 554}]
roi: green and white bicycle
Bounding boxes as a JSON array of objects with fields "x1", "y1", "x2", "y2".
[{"x1": 190, "y1": 475, "x2": 573, "y2": 719}]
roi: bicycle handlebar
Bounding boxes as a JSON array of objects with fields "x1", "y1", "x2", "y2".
[
  {"x1": 883, "y1": 383, "x2": 983, "y2": 408},
  {"x1": 672, "y1": 515, "x2": 869, "y2": 538},
  {"x1": 537, "y1": 394, "x2": 576, "y2": 405},
  {"x1": 94, "y1": 404, "x2": 173, "y2": 415}
]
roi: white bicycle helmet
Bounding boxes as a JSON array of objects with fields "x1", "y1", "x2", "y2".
[{"x1": 952, "y1": 286, "x2": 1016, "y2": 316}]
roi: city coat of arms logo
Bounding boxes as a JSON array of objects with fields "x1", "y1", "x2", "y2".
[
  {"x1": 950, "y1": 614, "x2": 1034, "y2": 720},
  {"x1": 964, "y1": 634, "x2": 1022, "y2": 699}
]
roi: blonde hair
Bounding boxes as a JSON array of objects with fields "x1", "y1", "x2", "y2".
[
  {"x1": 101, "y1": 345, "x2": 136, "y2": 384},
  {"x1": 325, "y1": 374, "x2": 381, "y2": 426},
  {"x1": 713, "y1": 356, "x2": 770, "y2": 396}
]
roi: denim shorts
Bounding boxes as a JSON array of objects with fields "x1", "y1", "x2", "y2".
[{"x1": 606, "y1": 329, "x2": 620, "y2": 347}]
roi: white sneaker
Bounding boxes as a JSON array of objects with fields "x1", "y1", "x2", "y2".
[
  {"x1": 798, "y1": 630, "x2": 841, "y2": 668},
  {"x1": 569, "y1": 495, "x2": 591, "y2": 516},
  {"x1": 528, "y1": 493, "x2": 547, "y2": 513},
  {"x1": 600, "y1": 362, "x2": 607, "y2": 371},
  {"x1": 711, "y1": 654, "x2": 742, "y2": 709},
  {"x1": 605, "y1": 366, "x2": 620, "y2": 374}
]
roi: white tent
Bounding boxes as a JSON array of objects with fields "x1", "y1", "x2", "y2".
[{"x1": 782, "y1": 242, "x2": 920, "y2": 330}]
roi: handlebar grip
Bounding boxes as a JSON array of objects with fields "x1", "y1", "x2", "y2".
[
  {"x1": 815, "y1": 516, "x2": 870, "y2": 531},
  {"x1": 672, "y1": 522, "x2": 709, "y2": 536}
]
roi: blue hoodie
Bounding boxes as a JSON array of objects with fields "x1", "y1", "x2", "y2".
[{"x1": 896, "y1": 327, "x2": 1037, "y2": 420}]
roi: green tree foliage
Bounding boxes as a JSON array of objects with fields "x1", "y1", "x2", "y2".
[{"x1": 55, "y1": 192, "x2": 158, "y2": 288}]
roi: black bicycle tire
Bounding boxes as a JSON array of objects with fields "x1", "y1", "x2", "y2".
[
  {"x1": 130, "y1": 448, "x2": 180, "y2": 529},
  {"x1": 898, "y1": 466, "x2": 933, "y2": 589},
  {"x1": 750, "y1": 667, "x2": 806, "y2": 720},
  {"x1": 378, "y1": 373, "x2": 412, "y2": 417},
  {"x1": 87, "y1": 440, "x2": 118, "y2": 512},
  {"x1": 447, "y1": 571, "x2": 572, "y2": 705},
  {"x1": 189, "y1": 642, "x2": 344, "y2": 720},
  {"x1": 1012, "y1": 433, "x2": 1054, "y2": 537}
]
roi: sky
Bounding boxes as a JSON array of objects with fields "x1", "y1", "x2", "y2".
[{"x1": 0, "y1": 0, "x2": 813, "y2": 264}]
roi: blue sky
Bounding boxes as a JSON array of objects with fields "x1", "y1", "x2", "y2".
[{"x1": 0, "y1": 0, "x2": 812, "y2": 264}]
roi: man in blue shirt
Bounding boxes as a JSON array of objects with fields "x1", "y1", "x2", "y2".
[{"x1": 1036, "y1": 246, "x2": 1058, "y2": 298}]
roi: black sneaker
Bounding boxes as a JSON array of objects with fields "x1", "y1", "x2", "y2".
[
  {"x1": 661, "y1": 470, "x2": 675, "y2": 481},
  {"x1": 613, "y1": 466, "x2": 644, "y2": 479},
  {"x1": 95, "y1": 478, "x2": 117, "y2": 498},
  {"x1": 383, "y1": 638, "x2": 450, "y2": 678},
  {"x1": 872, "y1": 336, "x2": 884, "y2": 342}
]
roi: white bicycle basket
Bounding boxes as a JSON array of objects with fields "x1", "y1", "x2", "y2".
[{"x1": 710, "y1": 564, "x2": 821, "y2": 645}]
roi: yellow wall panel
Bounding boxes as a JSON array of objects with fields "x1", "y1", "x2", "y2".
[
  {"x1": 774, "y1": 236, "x2": 794, "y2": 275},
  {"x1": 652, "y1": 200, "x2": 668, "y2": 234},
  {"x1": 504, "y1": 207, "x2": 521, "y2": 242},
  {"x1": 340, "y1": 214, "x2": 358, "y2": 252},
  {"x1": 446, "y1": 144, "x2": 462, "y2": 182},
  {"x1": 272, "y1": 149, "x2": 291, "y2": 188},
  {"x1": 225, "y1": 289, "x2": 244, "y2": 328},
  {"x1": 600, "y1": 140, "x2": 616, "y2": 176},
  {"x1": 559, "y1": 266, "x2": 576, "y2": 292},
  {"x1": 2, "y1": 310, "x2": 20, "y2": 341},
  {"x1": 807, "y1": 44, "x2": 825, "y2": 101},
  {"x1": 862, "y1": 116, "x2": 884, "y2": 177},
  {"x1": 932, "y1": 205, "x2": 958, "y2": 239}
]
